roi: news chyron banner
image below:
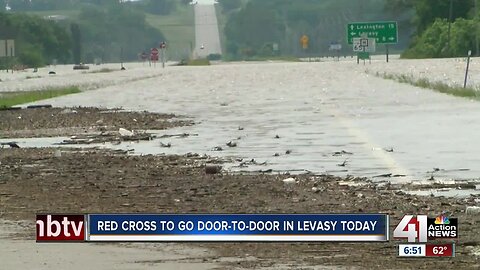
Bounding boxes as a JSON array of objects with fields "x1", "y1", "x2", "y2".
[{"x1": 36, "y1": 214, "x2": 389, "y2": 242}]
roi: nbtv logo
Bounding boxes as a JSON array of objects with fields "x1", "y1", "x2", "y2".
[
  {"x1": 36, "y1": 214, "x2": 85, "y2": 241},
  {"x1": 393, "y1": 214, "x2": 458, "y2": 242}
]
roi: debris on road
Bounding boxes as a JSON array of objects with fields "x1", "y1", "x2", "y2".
[
  {"x1": 466, "y1": 206, "x2": 480, "y2": 214},
  {"x1": 282, "y1": 177, "x2": 296, "y2": 184},
  {"x1": 0, "y1": 107, "x2": 191, "y2": 139},
  {"x1": 205, "y1": 164, "x2": 222, "y2": 174},
  {"x1": 332, "y1": 150, "x2": 353, "y2": 156},
  {"x1": 159, "y1": 133, "x2": 197, "y2": 139},
  {"x1": 1, "y1": 142, "x2": 20, "y2": 148},
  {"x1": 235, "y1": 158, "x2": 267, "y2": 168},
  {"x1": 337, "y1": 159, "x2": 348, "y2": 167},
  {"x1": 226, "y1": 141, "x2": 237, "y2": 147},
  {"x1": 55, "y1": 131, "x2": 155, "y2": 145},
  {"x1": 119, "y1": 128, "x2": 134, "y2": 137},
  {"x1": 1, "y1": 148, "x2": 479, "y2": 269},
  {"x1": 160, "y1": 142, "x2": 172, "y2": 148}
]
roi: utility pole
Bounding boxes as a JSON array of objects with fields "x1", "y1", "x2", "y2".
[
  {"x1": 447, "y1": 0, "x2": 453, "y2": 52},
  {"x1": 358, "y1": 0, "x2": 364, "y2": 20},
  {"x1": 476, "y1": 0, "x2": 479, "y2": 56}
]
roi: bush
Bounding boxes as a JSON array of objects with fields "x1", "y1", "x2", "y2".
[
  {"x1": 207, "y1": 54, "x2": 222, "y2": 60},
  {"x1": 18, "y1": 46, "x2": 45, "y2": 67},
  {"x1": 187, "y1": 59, "x2": 210, "y2": 66},
  {"x1": 402, "y1": 18, "x2": 476, "y2": 58}
]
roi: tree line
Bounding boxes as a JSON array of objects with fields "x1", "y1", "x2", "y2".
[
  {"x1": 0, "y1": 11, "x2": 71, "y2": 68},
  {"x1": 397, "y1": 0, "x2": 477, "y2": 58},
  {"x1": 6, "y1": 0, "x2": 181, "y2": 15},
  {"x1": 220, "y1": 0, "x2": 478, "y2": 59},
  {"x1": 220, "y1": 0, "x2": 412, "y2": 59},
  {"x1": 0, "y1": 0, "x2": 194, "y2": 67}
]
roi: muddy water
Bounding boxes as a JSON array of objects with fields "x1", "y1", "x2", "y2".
[
  {"x1": 8, "y1": 60, "x2": 480, "y2": 186},
  {"x1": 0, "y1": 63, "x2": 166, "y2": 92}
]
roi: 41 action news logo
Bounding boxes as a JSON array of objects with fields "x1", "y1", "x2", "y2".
[{"x1": 393, "y1": 214, "x2": 458, "y2": 242}]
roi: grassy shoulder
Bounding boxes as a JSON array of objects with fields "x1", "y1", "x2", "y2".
[
  {"x1": 174, "y1": 58, "x2": 211, "y2": 66},
  {"x1": 0, "y1": 86, "x2": 81, "y2": 108},
  {"x1": 227, "y1": 55, "x2": 301, "y2": 62},
  {"x1": 372, "y1": 71, "x2": 479, "y2": 99}
]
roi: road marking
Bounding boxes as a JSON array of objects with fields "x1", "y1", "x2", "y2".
[{"x1": 325, "y1": 105, "x2": 410, "y2": 179}]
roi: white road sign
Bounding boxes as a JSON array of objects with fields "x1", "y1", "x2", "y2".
[
  {"x1": 353, "y1": 37, "x2": 375, "y2": 53},
  {"x1": 0, "y1": 40, "x2": 15, "y2": 57},
  {"x1": 329, "y1": 43, "x2": 342, "y2": 51}
]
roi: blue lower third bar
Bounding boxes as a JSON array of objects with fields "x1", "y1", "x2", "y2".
[{"x1": 87, "y1": 214, "x2": 389, "y2": 242}]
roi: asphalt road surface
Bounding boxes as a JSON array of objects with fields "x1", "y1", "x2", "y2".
[{"x1": 193, "y1": 2, "x2": 222, "y2": 58}]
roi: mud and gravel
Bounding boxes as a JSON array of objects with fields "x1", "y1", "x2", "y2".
[
  {"x1": 0, "y1": 107, "x2": 193, "y2": 138},
  {"x1": 0, "y1": 148, "x2": 479, "y2": 269}
]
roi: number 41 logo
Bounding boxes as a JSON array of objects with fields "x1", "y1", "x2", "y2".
[{"x1": 393, "y1": 215, "x2": 428, "y2": 242}]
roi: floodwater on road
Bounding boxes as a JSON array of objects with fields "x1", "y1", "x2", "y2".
[{"x1": 6, "y1": 59, "x2": 479, "y2": 187}]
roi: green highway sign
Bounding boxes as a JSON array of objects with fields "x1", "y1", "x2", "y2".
[{"x1": 347, "y1": 21, "x2": 398, "y2": 45}]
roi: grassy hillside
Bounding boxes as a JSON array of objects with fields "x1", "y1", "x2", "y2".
[
  {"x1": 145, "y1": 4, "x2": 194, "y2": 60},
  {"x1": 26, "y1": 4, "x2": 195, "y2": 61}
]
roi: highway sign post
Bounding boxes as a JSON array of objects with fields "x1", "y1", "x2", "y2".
[
  {"x1": 300, "y1": 35, "x2": 309, "y2": 50},
  {"x1": 347, "y1": 21, "x2": 397, "y2": 63},
  {"x1": 150, "y1": 47, "x2": 159, "y2": 67},
  {"x1": 160, "y1": 42, "x2": 167, "y2": 68},
  {"x1": 140, "y1": 51, "x2": 148, "y2": 65},
  {"x1": 464, "y1": 50, "x2": 472, "y2": 88},
  {"x1": 329, "y1": 42, "x2": 342, "y2": 61},
  {"x1": 0, "y1": 39, "x2": 15, "y2": 73},
  {"x1": 353, "y1": 36, "x2": 375, "y2": 65},
  {"x1": 353, "y1": 37, "x2": 376, "y2": 53},
  {"x1": 347, "y1": 22, "x2": 397, "y2": 44}
]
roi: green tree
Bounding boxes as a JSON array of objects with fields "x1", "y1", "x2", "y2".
[
  {"x1": 218, "y1": 0, "x2": 242, "y2": 13},
  {"x1": 142, "y1": 0, "x2": 175, "y2": 15},
  {"x1": 0, "y1": 12, "x2": 72, "y2": 67},
  {"x1": 403, "y1": 18, "x2": 476, "y2": 58},
  {"x1": 384, "y1": 0, "x2": 413, "y2": 13},
  {"x1": 224, "y1": 1, "x2": 285, "y2": 57},
  {"x1": 76, "y1": 4, "x2": 166, "y2": 62},
  {"x1": 223, "y1": 0, "x2": 414, "y2": 57},
  {"x1": 71, "y1": 23, "x2": 82, "y2": 64},
  {"x1": 413, "y1": 0, "x2": 473, "y2": 34}
]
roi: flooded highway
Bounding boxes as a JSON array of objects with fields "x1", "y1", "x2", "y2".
[
  {"x1": 5, "y1": 59, "x2": 479, "y2": 186},
  {"x1": 3, "y1": 1, "x2": 480, "y2": 269}
]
